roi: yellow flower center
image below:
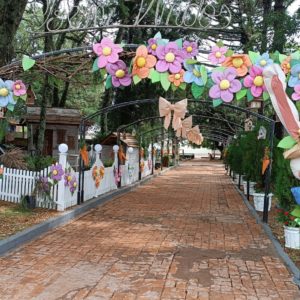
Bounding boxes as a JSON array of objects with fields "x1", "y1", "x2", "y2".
[
  {"x1": 186, "y1": 46, "x2": 193, "y2": 53},
  {"x1": 53, "y1": 170, "x2": 58, "y2": 176},
  {"x1": 137, "y1": 57, "x2": 146, "y2": 68},
  {"x1": 67, "y1": 175, "x2": 72, "y2": 181},
  {"x1": 165, "y1": 52, "x2": 175, "y2": 63},
  {"x1": 115, "y1": 69, "x2": 125, "y2": 78},
  {"x1": 0, "y1": 88, "x2": 9, "y2": 97},
  {"x1": 102, "y1": 47, "x2": 112, "y2": 56},
  {"x1": 298, "y1": 73, "x2": 300, "y2": 79},
  {"x1": 219, "y1": 79, "x2": 230, "y2": 90},
  {"x1": 215, "y1": 51, "x2": 222, "y2": 58},
  {"x1": 73, "y1": 182, "x2": 77, "y2": 187},
  {"x1": 232, "y1": 58, "x2": 243, "y2": 68},
  {"x1": 193, "y1": 69, "x2": 201, "y2": 77},
  {"x1": 174, "y1": 73, "x2": 181, "y2": 80},
  {"x1": 15, "y1": 84, "x2": 21, "y2": 90},
  {"x1": 286, "y1": 63, "x2": 291, "y2": 69},
  {"x1": 260, "y1": 59, "x2": 267, "y2": 66},
  {"x1": 151, "y1": 44, "x2": 157, "y2": 50},
  {"x1": 254, "y1": 76, "x2": 264, "y2": 87}
]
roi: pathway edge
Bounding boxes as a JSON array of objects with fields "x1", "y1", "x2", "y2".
[
  {"x1": 0, "y1": 166, "x2": 176, "y2": 257},
  {"x1": 234, "y1": 184, "x2": 300, "y2": 286}
]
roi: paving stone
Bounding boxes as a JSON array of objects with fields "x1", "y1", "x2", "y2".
[{"x1": 0, "y1": 160, "x2": 299, "y2": 299}]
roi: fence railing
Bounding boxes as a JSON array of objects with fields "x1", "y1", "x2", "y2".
[{"x1": 0, "y1": 143, "x2": 156, "y2": 211}]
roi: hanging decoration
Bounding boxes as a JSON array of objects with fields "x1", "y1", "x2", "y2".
[
  {"x1": 262, "y1": 147, "x2": 270, "y2": 175},
  {"x1": 159, "y1": 97, "x2": 187, "y2": 130},
  {"x1": 80, "y1": 145, "x2": 90, "y2": 167},
  {"x1": 176, "y1": 116, "x2": 193, "y2": 138},
  {"x1": 118, "y1": 145, "x2": 127, "y2": 164},
  {"x1": 187, "y1": 126, "x2": 203, "y2": 145},
  {"x1": 257, "y1": 126, "x2": 267, "y2": 140}
]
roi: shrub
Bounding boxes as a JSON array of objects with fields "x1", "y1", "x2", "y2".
[{"x1": 25, "y1": 155, "x2": 56, "y2": 171}]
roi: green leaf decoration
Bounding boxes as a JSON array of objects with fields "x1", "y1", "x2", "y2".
[
  {"x1": 296, "y1": 101, "x2": 300, "y2": 112},
  {"x1": 247, "y1": 89, "x2": 254, "y2": 101},
  {"x1": 154, "y1": 32, "x2": 162, "y2": 39},
  {"x1": 225, "y1": 49, "x2": 234, "y2": 57},
  {"x1": 133, "y1": 75, "x2": 141, "y2": 85},
  {"x1": 270, "y1": 50, "x2": 280, "y2": 63},
  {"x1": 216, "y1": 41, "x2": 224, "y2": 47},
  {"x1": 157, "y1": 39, "x2": 168, "y2": 46},
  {"x1": 291, "y1": 51, "x2": 300, "y2": 60},
  {"x1": 279, "y1": 54, "x2": 287, "y2": 63},
  {"x1": 6, "y1": 103, "x2": 15, "y2": 112},
  {"x1": 185, "y1": 59, "x2": 198, "y2": 65},
  {"x1": 277, "y1": 136, "x2": 297, "y2": 149},
  {"x1": 105, "y1": 75, "x2": 112, "y2": 89},
  {"x1": 214, "y1": 66, "x2": 226, "y2": 72},
  {"x1": 213, "y1": 99, "x2": 223, "y2": 107},
  {"x1": 22, "y1": 55, "x2": 36, "y2": 71},
  {"x1": 179, "y1": 82, "x2": 186, "y2": 90},
  {"x1": 100, "y1": 68, "x2": 107, "y2": 79},
  {"x1": 20, "y1": 94, "x2": 27, "y2": 101},
  {"x1": 236, "y1": 88, "x2": 247, "y2": 101},
  {"x1": 92, "y1": 58, "x2": 99, "y2": 72},
  {"x1": 191, "y1": 83, "x2": 204, "y2": 99},
  {"x1": 200, "y1": 65, "x2": 207, "y2": 85},
  {"x1": 160, "y1": 72, "x2": 171, "y2": 91},
  {"x1": 248, "y1": 51, "x2": 260, "y2": 64},
  {"x1": 175, "y1": 38, "x2": 183, "y2": 48},
  {"x1": 291, "y1": 205, "x2": 300, "y2": 218},
  {"x1": 149, "y1": 68, "x2": 160, "y2": 83},
  {"x1": 263, "y1": 91, "x2": 270, "y2": 101}
]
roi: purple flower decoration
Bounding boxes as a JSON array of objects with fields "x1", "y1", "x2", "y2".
[
  {"x1": 292, "y1": 85, "x2": 300, "y2": 101},
  {"x1": 209, "y1": 67, "x2": 242, "y2": 102},
  {"x1": 183, "y1": 41, "x2": 198, "y2": 59},
  {"x1": 155, "y1": 42, "x2": 184, "y2": 74},
  {"x1": 69, "y1": 176, "x2": 77, "y2": 194},
  {"x1": 64, "y1": 172, "x2": 72, "y2": 186},
  {"x1": 244, "y1": 66, "x2": 266, "y2": 97},
  {"x1": 39, "y1": 176, "x2": 51, "y2": 193},
  {"x1": 147, "y1": 38, "x2": 158, "y2": 55},
  {"x1": 50, "y1": 164, "x2": 64, "y2": 182},
  {"x1": 93, "y1": 37, "x2": 123, "y2": 69},
  {"x1": 106, "y1": 60, "x2": 132, "y2": 87},
  {"x1": 208, "y1": 46, "x2": 227, "y2": 65}
]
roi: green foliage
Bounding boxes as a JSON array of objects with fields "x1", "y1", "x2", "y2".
[
  {"x1": 103, "y1": 159, "x2": 114, "y2": 168},
  {"x1": 25, "y1": 156, "x2": 56, "y2": 171},
  {"x1": 276, "y1": 208, "x2": 300, "y2": 227},
  {"x1": 273, "y1": 147, "x2": 299, "y2": 210}
]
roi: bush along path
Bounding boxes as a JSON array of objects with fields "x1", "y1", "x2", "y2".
[{"x1": 0, "y1": 160, "x2": 299, "y2": 299}]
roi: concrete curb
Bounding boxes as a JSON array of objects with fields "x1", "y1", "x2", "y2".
[
  {"x1": 0, "y1": 166, "x2": 176, "y2": 257},
  {"x1": 234, "y1": 184, "x2": 300, "y2": 286}
]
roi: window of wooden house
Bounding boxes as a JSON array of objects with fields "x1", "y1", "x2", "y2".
[
  {"x1": 67, "y1": 136, "x2": 76, "y2": 150},
  {"x1": 57, "y1": 129, "x2": 66, "y2": 144}
]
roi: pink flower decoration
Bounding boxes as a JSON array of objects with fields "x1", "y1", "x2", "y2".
[
  {"x1": 106, "y1": 60, "x2": 132, "y2": 88},
  {"x1": 147, "y1": 38, "x2": 158, "y2": 55},
  {"x1": 183, "y1": 41, "x2": 198, "y2": 59},
  {"x1": 208, "y1": 46, "x2": 227, "y2": 64},
  {"x1": 93, "y1": 37, "x2": 123, "y2": 69},
  {"x1": 292, "y1": 85, "x2": 300, "y2": 101},
  {"x1": 209, "y1": 67, "x2": 242, "y2": 102},
  {"x1": 243, "y1": 66, "x2": 266, "y2": 97},
  {"x1": 155, "y1": 42, "x2": 184, "y2": 74},
  {"x1": 12, "y1": 80, "x2": 26, "y2": 96}
]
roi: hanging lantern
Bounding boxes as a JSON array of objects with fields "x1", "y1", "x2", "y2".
[{"x1": 131, "y1": 128, "x2": 136, "y2": 137}]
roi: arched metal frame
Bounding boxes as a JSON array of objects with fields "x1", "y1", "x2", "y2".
[{"x1": 79, "y1": 99, "x2": 275, "y2": 223}]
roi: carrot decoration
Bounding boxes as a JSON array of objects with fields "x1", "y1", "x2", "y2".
[
  {"x1": 262, "y1": 147, "x2": 270, "y2": 175},
  {"x1": 118, "y1": 145, "x2": 127, "y2": 164},
  {"x1": 80, "y1": 145, "x2": 89, "y2": 167}
]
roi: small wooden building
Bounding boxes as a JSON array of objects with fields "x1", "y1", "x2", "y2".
[
  {"x1": 26, "y1": 107, "x2": 82, "y2": 157},
  {"x1": 99, "y1": 132, "x2": 139, "y2": 165}
]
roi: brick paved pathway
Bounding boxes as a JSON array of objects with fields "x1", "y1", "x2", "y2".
[{"x1": 0, "y1": 160, "x2": 299, "y2": 300}]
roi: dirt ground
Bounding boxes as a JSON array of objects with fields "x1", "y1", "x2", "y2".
[{"x1": 0, "y1": 200, "x2": 59, "y2": 240}]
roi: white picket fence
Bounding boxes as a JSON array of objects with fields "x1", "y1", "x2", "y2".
[{"x1": 0, "y1": 143, "x2": 155, "y2": 211}]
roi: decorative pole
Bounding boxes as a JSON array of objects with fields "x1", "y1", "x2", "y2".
[
  {"x1": 57, "y1": 143, "x2": 68, "y2": 211},
  {"x1": 113, "y1": 145, "x2": 120, "y2": 187}
]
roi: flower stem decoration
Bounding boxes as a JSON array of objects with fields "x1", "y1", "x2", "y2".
[{"x1": 209, "y1": 67, "x2": 242, "y2": 103}]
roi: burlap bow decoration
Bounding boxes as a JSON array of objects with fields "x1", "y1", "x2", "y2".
[
  {"x1": 187, "y1": 126, "x2": 203, "y2": 145},
  {"x1": 176, "y1": 116, "x2": 193, "y2": 138},
  {"x1": 159, "y1": 97, "x2": 187, "y2": 130}
]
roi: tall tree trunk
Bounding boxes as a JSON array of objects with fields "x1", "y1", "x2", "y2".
[
  {"x1": 272, "y1": 0, "x2": 286, "y2": 52},
  {"x1": 261, "y1": 0, "x2": 272, "y2": 52},
  {"x1": 0, "y1": 0, "x2": 28, "y2": 66}
]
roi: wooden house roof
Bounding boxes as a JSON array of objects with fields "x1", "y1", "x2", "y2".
[{"x1": 100, "y1": 132, "x2": 139, "y2": 148}]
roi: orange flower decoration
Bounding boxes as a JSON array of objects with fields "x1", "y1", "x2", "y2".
[
  {"x1": 168, "y1": 70, "x2": 185, "y2": 87},
  {"x1": 281, "y1": 56, "x2": 291, "y2": 74},
  {"x1": 132, "y1": 45, "x2": 157, "y2": 79},
  {"x1": 222, "y1": 54, "x2": 252, "y2": 77}
]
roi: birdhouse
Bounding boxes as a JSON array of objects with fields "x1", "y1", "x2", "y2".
[
  {"x1": 257, "y1": 126, "x2": 267, "y2": 140},
  {"x1": 248, "y1": 97, "x2": 263, "y2": 109},
  {"x1": 244, "y1": 117, "x2": 253, "y2": 132},
  {"x1": 26, "y1": 85, "x2": 36, "y2": 106}
]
